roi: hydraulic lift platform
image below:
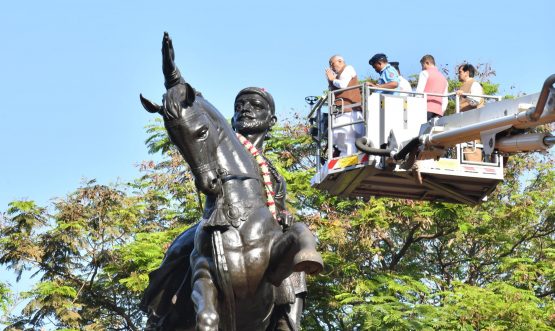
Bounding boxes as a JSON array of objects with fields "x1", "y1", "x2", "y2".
[{"x1": 309, "y1": 74, "x2": 555, "y2": 204}]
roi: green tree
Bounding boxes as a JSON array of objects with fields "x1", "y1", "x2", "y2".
[
  {"x1": 0, "y1": 127, "x2": 201, "y2": 330},
  {"x1": 1, "y1": 72, "x2": 554, "y2": 330},
  {"x1": 270, "y1": 118, "x2": 555, "y2": 330}
]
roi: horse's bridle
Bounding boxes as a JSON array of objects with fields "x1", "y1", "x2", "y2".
[
  {"x1": 217, "y1": 168, "x2": 261, "y2": 185},
  {"x1": 165, "y1": 108, "x2": 264, "y2": 199}
]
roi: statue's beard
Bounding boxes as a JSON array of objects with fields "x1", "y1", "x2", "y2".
[{"x1": 234, "y1": 118, "x2": 269, "y2": 134}]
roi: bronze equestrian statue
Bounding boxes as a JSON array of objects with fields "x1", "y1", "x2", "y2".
[
  {"x1": 141, "y1": 88, "x2": 311, "y2": 330},
  {"x1": 140, "y1": 32, "x2": 323, "y2": 331}
]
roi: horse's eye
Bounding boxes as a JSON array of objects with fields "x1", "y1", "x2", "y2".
[{"x1": 197, "y1": 127, "x2": 209, "y2": 140}]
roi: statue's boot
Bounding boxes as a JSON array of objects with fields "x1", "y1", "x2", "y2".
[
  {"x1": 268, "y1": 223, "x2": 323, "y2": 286},
  {"x1": 289, "y1": 223, "x2": 324, "y2": 275}
]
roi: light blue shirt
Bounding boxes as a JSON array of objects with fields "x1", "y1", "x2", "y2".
[{"x1": 378, "y1": 63, "x2": 400, "y2": 95}]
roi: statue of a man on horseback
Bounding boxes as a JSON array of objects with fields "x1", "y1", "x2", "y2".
[{"x1": 140, "y1": 32, "x2": 322, "y2": 331}]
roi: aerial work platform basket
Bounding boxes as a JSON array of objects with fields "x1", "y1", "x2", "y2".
[
  {"x1": 312, "y1": 151, "x2": 503, "y2": 204},
  {"x1": 309, "y1": 75, "x2": 555, "y2": 204}
]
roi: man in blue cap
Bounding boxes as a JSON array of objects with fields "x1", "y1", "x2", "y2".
[{"x1": 367, "y1": 53, "x2": 399, "y2": 94}]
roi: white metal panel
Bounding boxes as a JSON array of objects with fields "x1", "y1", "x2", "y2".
[
  {"x1": 406, "y1": 96, "x2": 427, "y2": 136},
  {"x1": 383, "y1": 96, "x2": 404, "y2": 145},
  {"x1": 366, "y1": 92, "x2": 381, "y2": 147},
  {"x1": 383, "y1": 96, "x2": 428, "y2": 146}
]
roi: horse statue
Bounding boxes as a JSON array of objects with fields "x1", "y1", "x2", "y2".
[{"x1": 140, "y1": 32, "x2": 323, "y2": 331}]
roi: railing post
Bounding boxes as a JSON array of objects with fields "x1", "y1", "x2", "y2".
[
  {"x1": 305, "y1": 96, "x2": 320, "y2": 171},
  {"x1": 328, "y1": 90, "x2": 334, "y2": 161}
]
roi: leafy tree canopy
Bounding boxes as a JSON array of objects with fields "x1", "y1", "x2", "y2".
[{"x1": 1, "y1": 70, "x2": 554, "y2": 330}]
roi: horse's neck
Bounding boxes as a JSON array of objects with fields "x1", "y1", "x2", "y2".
[
  {"x1": 201, "y1": 100, "x2": 264, "y2": 201},
  {"x1": 220, "y1": 131, "x2": 257, "y2": 174},
  {"x1": 203, "y1": 100, "x2": 259, "y2": 177}
]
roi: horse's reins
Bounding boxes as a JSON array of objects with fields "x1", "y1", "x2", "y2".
[{"x1": 189, "y1": 160, "x2": 219, "y2": 174}]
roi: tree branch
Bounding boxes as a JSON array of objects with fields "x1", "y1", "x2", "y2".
[{"x1": 389, "y1": 224, "x2": 419, "y2": 270}]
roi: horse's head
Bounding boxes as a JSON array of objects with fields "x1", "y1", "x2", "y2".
[
  {"x1": 141, "y1": 85, "x2": 222, "y2": 196},
  {"x1": 140, "y1": 33, "x2": 221, "y2": 195}
]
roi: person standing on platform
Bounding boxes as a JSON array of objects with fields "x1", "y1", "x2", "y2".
[
  {"x1": 325, "y1": 55, "x2": 364, "y2": 156},
  {"x1": 367, "y1": 53, "x2": 400, "y2": 95},
  {"x1": 416, "y1": 54, "x2": 448, "y2": 120}
]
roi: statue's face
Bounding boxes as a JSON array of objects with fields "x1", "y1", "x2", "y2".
[{"x1": 233, "y1": 94, "x2": 273, "y2": 134}]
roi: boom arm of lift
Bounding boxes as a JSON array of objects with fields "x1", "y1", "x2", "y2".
[{"x1": 373, "y1": 74, "x2": 555, "y2": 165}]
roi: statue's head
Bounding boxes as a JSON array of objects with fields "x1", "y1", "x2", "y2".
[{"x1": 232, "y1": 87, "x2": 276, "y2": 134}]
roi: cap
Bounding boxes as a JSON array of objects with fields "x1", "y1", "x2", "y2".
[
  {"x1": 235, "y1": 87, "x2": 275, "y2": 114},
  {"x1": 369, "y1": 53, "x2": 388, "y2": 65}
]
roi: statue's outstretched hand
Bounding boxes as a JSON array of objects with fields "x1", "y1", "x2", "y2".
[{"x1": 162, "y1": 32, "x2": 177, "y2": 77}]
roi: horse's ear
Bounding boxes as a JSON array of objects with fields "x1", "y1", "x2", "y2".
[
  {"x1": 140, "y1": 94, "x2": 162, "y2": 113},
  {"x1": 184, "y1": 83, "x2": 196, "y2": 107}
]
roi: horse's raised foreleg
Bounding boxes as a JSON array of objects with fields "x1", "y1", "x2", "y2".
[
  {"x1": 190, "y1": 247, "x2": 219, "y2": 331},
  {"x1": 266, "y1": 222, "x2": 323, "y2": 286}
]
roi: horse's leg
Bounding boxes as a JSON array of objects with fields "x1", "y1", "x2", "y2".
[
  {"x1": 266, "y1": 222, "x2": 323, "y2": 286},
  {"x1": 190, "y1": 230, "x2": 219, "y2": 331},
  {"x1": 191, "y1": 254, "x2": 219, "y2": 331}
]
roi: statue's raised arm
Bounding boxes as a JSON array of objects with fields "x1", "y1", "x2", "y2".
[{"x1": 161, "y1": 32, "x2": 182, "y2": 89}]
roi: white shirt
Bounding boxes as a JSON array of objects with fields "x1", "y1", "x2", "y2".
[
  {"x1": 416, "y1": 70, "x2": 448, "y2": 112},
  {"x1": 466, "y1": 81, "x2": 484, "y2": 106},
  {"x1": 398, "y1": 76, "x2": 412, "y2": 92},
  {"x1": 332, "y1": 65, "x2": 357, "y2": 89}
]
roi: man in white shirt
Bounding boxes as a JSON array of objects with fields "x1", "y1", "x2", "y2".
[
  {"x1": 325, "y1": 55, "x2": 364, "y2": 156},
  {"x1": 456, "y1": 63, "x2": 485, "y2": 161},
  {"x1": 456, "y1": 63, "x2": 484, "y2": 112},
  {"x1": 390, "y1": 61, "x2": 412, "y2": 93}
]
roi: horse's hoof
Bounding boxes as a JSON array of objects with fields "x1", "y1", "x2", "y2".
[
  {"x1": 197, "y1": 310, "x2": 219, "y2": 331},
  {"x1": 293, "y1": 249, "x2": 323, "y2": 275}
]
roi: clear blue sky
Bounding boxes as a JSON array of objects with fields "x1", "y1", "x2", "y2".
[{"x1": 1, "y1": 0, "x2": 554, "y2": 211}]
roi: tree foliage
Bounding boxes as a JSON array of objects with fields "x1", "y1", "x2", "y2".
[
  {"x1": 1, "y1": 70, "x2": 554, "y2": 329},
  {"x1": 0, "y1": 138, "x2": 201, "y2": 329},
  {"x1": 274, "y1": 65, "x2": 555, "y2": 329}
]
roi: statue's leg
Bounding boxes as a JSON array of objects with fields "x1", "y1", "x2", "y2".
[
  {"x1": 287, "y1": 293, "x2": 305, "y2": 331},
  {"x1": 266, "y1": 223, "x2": 323, "y2": 285},
  {"x1": 271, "y1": 270, "x2": 307, "y2": 331}
]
